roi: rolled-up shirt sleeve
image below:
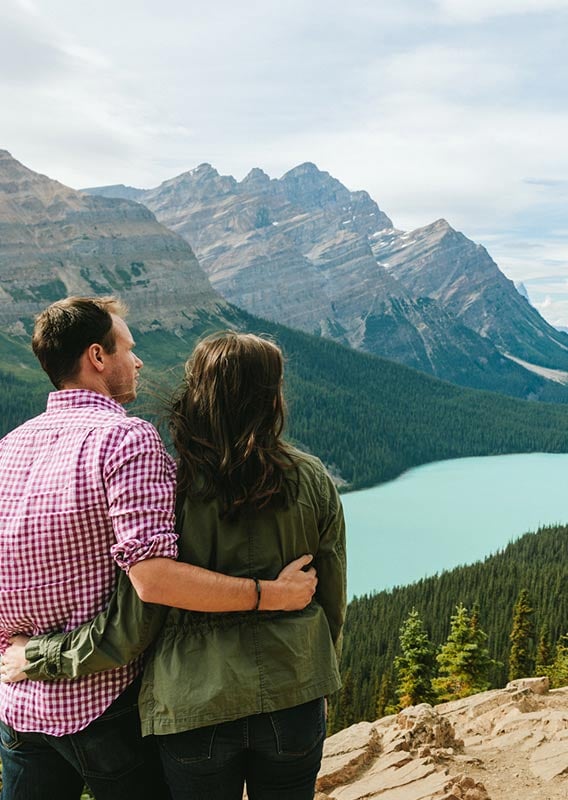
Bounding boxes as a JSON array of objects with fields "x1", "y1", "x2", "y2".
[{"x1": 103, "y1": 421, "x2": 178, "y2": 570}]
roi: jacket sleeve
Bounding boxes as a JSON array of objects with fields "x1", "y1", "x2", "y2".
[
  {"x1": 314, "y1": 466, "x2": 347, "y2": 658},
  {"x1": 23, "y1": 570, "x2": 167, "y2": 680}
]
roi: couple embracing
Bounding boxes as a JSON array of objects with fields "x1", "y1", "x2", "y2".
[{"x1": 0, "y1": 296, "x2": 346, "y2": 800}]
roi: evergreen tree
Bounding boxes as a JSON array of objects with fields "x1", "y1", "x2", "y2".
[
  {"x1": 509, "y1": 588, "x2": 535, "y2": 680},
  {"x1": 331, "y1": 668, "x2": 355, "y2": 733},
  {"x1": 395, "y1": 609, "x2": 436, "y2": 708},
  {"x1": 375, "y1": 672, "x2": 391, "y2": 719},
  {"x1": 337, "y1": 525, "x2": 568, "y2": 727},
  {"x1": 433, "y1": 604, "x2": 495, "y2": 701},
  {"x1": 546, "y1": 635, "x2": 568, "y2": 688},
  {"x1": 536, "y1": 623, "x2": 553, "y2": 676}
]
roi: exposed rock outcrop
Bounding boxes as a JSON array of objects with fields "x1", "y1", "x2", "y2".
[{"x1": 315, "y1": 681, "x2": 568, "y2": 799}]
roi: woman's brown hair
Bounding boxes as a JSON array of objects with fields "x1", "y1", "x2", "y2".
[{"x1": 170, "y1": 332, "x2": 299, "y2": 520}]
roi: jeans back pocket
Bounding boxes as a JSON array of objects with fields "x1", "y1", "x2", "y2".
[
  {"x1": 0, "y1": 720, "x2": 22, "y2": 752},
  {"x1": 269, "y1": 697, "x2": 326, "y2": 756}
]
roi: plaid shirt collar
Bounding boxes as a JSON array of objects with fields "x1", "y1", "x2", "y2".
[{"x1": 46, "y1": 389, "x2": 127, "y2": 415}]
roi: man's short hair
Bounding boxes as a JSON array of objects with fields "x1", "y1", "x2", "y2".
[{"x1": 32, "y1": 296, "x2": 128, "y2": 389}]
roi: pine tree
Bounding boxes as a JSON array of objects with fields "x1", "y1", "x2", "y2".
[
  {"x1": 433, "y1": 604, "x2": 496, "y2": 701},
  {"x1": 509, "y1": 588, "x2": 535, "y2": 680},
  {"x1": 332, "y1": 668, "x2": 355, "y2": 733},
  {"x1": 544, "y1": 634, "x2": 568, "y2": 688},
  {"x1": 395, "y1": 609, "x2": 436, "y2": 708},
  {"x1": 536, "y1": 623, "x2": 552, "y2": 676},
  {"x1": 376, "y1": 672, "x2": 392, "y2": 718}
]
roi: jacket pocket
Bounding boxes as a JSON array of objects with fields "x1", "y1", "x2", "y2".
[{"x1": 269, "y1": 697, "x2": 326, "y2": 756}]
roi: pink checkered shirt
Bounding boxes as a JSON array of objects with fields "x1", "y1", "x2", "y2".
[{"x1": 0, "y1": 389, "x2": 177, "y2": 735}]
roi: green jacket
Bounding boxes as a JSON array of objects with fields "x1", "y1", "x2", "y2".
[{"x1": 24, "y1": 451, "x2": 346, "y2": 736}]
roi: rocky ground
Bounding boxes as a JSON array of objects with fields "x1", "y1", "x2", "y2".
[{"x1": 314, "y1": 678, "x2": 568, "y2": 800}]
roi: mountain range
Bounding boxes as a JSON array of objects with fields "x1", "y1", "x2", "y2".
[
  {"x1": 85, "y1": 162, "x2": 568, "y2": 399},
  {"x1": 4, "y1": 149, "x2": 568, "y2": 490}
]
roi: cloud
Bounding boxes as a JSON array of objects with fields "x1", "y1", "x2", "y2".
[
  {"x1": 0, "y1": 16, "x2": 68, "y2": 85},
  {"x1": 532, "y1": 297, "x2": 568, "y2": 328},
  {"x1": 380, "y1": 43, "x2": 519, "y2": 100},
  {"x1": 436, "y1": 0, "x2": 568, "y2": 23},
  {"x1": 523, "y1": 178, "x2": 568, "y2": 189},
  {"x1": 1, "y1": 0, "x2": 567, "y2": 319}
]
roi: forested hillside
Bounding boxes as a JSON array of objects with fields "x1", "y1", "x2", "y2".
[
  {"x1": 264, "y1": 321, "x2": 568, "y2": 487},
  {"x1": 5, "y1": 314, "x2": 568, "y2": 489},
  {"x1": 333, "y1": 524, "x2": 568, "y2": 729},
  {"x1": 0, "y1": 330, "x2": 51, "y2": 435}
]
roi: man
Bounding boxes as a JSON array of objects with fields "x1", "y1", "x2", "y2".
[{"x1": 0, "y1": 296, "x2": 316, "y2": 800}]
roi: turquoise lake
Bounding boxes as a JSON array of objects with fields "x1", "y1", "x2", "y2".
[{"x1": 342, "y1": 453, "x2": 568, "y2": 598}]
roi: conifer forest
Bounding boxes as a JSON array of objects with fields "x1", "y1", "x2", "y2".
[{"x1": 329, "y1": 524, "x2": 568, "y2": 733}]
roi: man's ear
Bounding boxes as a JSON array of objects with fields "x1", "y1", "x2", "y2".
[{"x1": 85, "y1": 343, "x2": 106, "y2": 373}]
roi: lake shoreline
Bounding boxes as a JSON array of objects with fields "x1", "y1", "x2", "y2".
[{"x1": 343, "y1": 452, "x2": 568, "y2": 598}]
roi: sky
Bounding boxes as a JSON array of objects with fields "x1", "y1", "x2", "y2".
[{"x1": 3, "y1": 0, "x2": 568, "y2": 324}]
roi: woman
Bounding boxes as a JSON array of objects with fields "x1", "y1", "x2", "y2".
[{"x1": 2, "y1": 332, "x2": 346, "y2": 800}]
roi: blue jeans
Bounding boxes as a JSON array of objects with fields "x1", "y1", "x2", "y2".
[
  {"x1": 157, "y1": 697, "x2": 326, "y2": 800},
  {"x1": 0, "y1": 680, "x2": 170, "y2": 800}
]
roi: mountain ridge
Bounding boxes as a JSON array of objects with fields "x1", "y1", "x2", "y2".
[
  {"x1": 83, "y1": 161, "x2": 568, "y2": 398},
  {"x1": 4, "y1": 150, "x2": 568, "y2": 490},
  {"x1": 0, "y1": 150, "x2": 223, "y2": 333}
]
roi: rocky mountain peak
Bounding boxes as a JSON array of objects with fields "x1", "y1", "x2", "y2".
[
  {"x1": 0, "y1": 149, "x2": 25, "y2": 168},
  {"x1": 0, "y1": 150, "x2": 81, "y2": 220},
  {"x1": 191, "y1": 162, "x2": 219, "y2": 178},
  {"x1": 281, "y1": 162, "x2": 336, "y2": 197},
  {"x1": 0, "y1": 149, "x2": 18, "y2": 168},
  {"x1": 82, "y1": 159, "x2": 568, "y2": 388},
  {"x1": 149, "y1": 163, "x2": 237, "y2": 206},
  {"x1": 0, "y1": 153, "x2": 222, "y2": 332},
  {"x1": 278, "y1": 163, "x2": 392, "y2": 232},
  {"x1": 240, "y1": 167, "x2": 271, "y2": 189},
  {"x1": 282, "y1": 161, "x2": 321, "y2": 177},
  {"x1": 515, "y1": 281, "x2": 530, "y2": 301},
  {"x1": 413, "y1": 218, "x2": 457, "y2": 242},
  {"x1": 165, "y1": 163, "x2": 218, "y2": 186},
  {"x1": 0, "y1": 149, "x2": 45, "y2": 183},
  {"x1": 432, "y1": 218, "x2": 452, "y2": 230}
]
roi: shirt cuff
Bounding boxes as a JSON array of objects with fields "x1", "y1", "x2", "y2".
[
  {"x1": 24, "y1": 634, "x2": 67, "y2": 680},
  {"x1": 110, "y1": 532, "x2": 178, "y2": 572}
]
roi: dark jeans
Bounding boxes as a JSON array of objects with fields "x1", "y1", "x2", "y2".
[
  {"x1": 0, "y1": 680, "x2": 170, "y2": 800},
  {"x1": 157, "y1": 697, "x2": 326, "y2": 800}
]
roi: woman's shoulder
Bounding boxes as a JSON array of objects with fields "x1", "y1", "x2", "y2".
[
  {"x1": 286, "y1": 446, "x2": 325, "y2": 474},
  {"x1": 286, "y1": 446, "x2": 333, "y2": 495}
]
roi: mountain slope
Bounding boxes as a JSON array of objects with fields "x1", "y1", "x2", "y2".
[
  {"x1": 85, "y1": 163, "x2": 568, "y2": 399},
  {"x1": 374, "y1": 218, "x2": 568, "y2": 370},
  {"x1": 0, "y1": 149, "x2": 222, "y2": 333},
  {"x1": 7, "y1": 313, "x2": 568, "y2": 491},
  {"x1": 4, "y1": 151, "x2": 568, "y2": 489}
]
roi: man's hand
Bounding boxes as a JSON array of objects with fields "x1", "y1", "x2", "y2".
[
  {"x1": 261, "y1": 555, "x2": 317, "y2": 611},
  {"x1": 0, "y1": 635, "x2": 31, "y2": 682}
]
